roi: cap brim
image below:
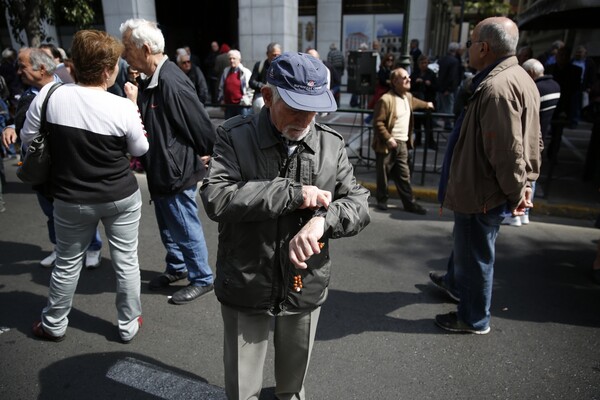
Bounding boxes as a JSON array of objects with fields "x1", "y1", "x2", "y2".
[{"x1": 278, "y1": 88, "x2": 338, "y2": 113}]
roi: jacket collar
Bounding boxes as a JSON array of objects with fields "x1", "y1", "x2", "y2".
[
  {"x1": 146, "y1": 55, "x2": 169, "y2": 90},
  {"x1": 471, "y1": 56, "x2": 516, "y2": 95}
]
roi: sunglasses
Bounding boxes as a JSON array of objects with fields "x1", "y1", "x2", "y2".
[{"x1": 466, "y1": 40, "x2": 484, "y2": 49}]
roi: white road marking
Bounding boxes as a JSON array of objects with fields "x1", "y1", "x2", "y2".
[{"x1": 106, "y1": 357, "x2": 226, "y2": 399}]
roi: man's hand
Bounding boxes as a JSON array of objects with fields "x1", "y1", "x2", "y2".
[
  {"x1": 200, "y1": 155, "x2": 211, "y2": 169},
  {"x1": 124, "y1": 81, "x2": 138, "y2": 103},
  {"x1": 289, "y1": 216, "x2": 325, "y2": 269},
  {"x1": 386, "y1": 138, "x2": 398, "y2": 149},
  {"x1": 300, "y1": 185, "x2": 331, "y2": 210},
  {"x1": 426, "y1": 102, "x2": 435, "y2": 110},
  {"x1": 512, "y1": 187, "x2": 533, "y2": 216},
  {"x1": 2, "y1": 127, "x2": 17, "y2": 149}
]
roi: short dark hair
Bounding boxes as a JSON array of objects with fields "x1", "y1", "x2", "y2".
[{"x1": 39, "y1": 43, "x2": 62, "y2": 62}]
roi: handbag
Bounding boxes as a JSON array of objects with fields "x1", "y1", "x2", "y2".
[{"x1": 16, "y1": 82, "x2": 63, "y2": 185}]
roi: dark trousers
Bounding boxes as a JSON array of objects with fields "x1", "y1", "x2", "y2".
[{"x1": 375, "y1": 140, "x2": 415, "y2": 207}]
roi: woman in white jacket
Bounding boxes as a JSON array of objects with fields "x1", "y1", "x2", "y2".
[{"x1": 218, "y1": 49, "x2": 254, "y2": 119}]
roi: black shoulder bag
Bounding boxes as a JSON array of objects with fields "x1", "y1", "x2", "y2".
[{"x1": 16, "y1": 82, "x2": 63, "y2": 185}]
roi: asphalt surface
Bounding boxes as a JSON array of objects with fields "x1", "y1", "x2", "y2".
[{"x1": 1, "y1": 153, "x2": 599, "y2": 399}]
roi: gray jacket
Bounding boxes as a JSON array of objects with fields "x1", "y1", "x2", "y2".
[{"x1": 201, "y1": 108, "x2": 370, "y2": 314}]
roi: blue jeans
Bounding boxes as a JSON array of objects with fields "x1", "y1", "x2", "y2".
[
  {"x1": 37, "y1": 192, "x2": 102, "y2": 250},
  {"x1": 447, "y1": 205, "x2": 504, "y2": 330},
  {"x1": 152, "y1": 185, "x2": 213, "y2": 286}
]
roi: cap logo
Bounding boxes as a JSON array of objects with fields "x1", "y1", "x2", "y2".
[{"x1": 307, "y1": 80, "x2": 315, "y2": 87}]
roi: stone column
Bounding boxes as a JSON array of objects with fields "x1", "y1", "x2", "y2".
[
  {"x1": 238, "y1": 0, "x2": 298, "y2": 71},
  {"x1": 101, "y1": 0, "x2": 157, "y2": 38},
  {"x1": 316, "y1": 0, "x2": 343, "y2": 57}
]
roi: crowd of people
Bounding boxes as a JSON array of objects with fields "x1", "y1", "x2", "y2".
[{"x1": 0, "y1": 13, "x2": 598, "y2": 400}]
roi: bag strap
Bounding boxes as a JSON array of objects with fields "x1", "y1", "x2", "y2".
[{"x1": 40, "y1": 82, "x2": 64, "y2": 132}]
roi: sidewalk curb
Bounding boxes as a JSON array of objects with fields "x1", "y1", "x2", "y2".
[{"x1": 358, "y1": 181, "x2": 600, "y2": 220}]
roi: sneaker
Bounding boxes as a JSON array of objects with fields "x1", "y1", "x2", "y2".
[
  {"x1": 85, "y1": 250, "x2": 101, "y2": 269},
  {"x1": 501, "y1": 215, "x2": 521, "y2": 227},
  {"x1": 520, "y1": 214, "x2": 530, "y2": 225},
  {"x1": 40, "y1": 250, "x2": 57, "y2": 268},
  {"x1": 148, "y1": 270, "x2": 189, "y2": 290},
  {"x1": 435, "y1": 312, "x2": 490, "y2": 335},
  {"x1": 429, "y1": 271, "x2": 460, "y2": 302}
]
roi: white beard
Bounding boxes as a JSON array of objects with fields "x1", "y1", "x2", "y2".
[{"x1": 281, "y1": 119, "x2": 314, "y2": 142}]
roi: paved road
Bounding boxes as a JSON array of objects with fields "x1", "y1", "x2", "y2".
[{"x1": 1, "y1": 159, "x2": 599, "y2": 400}]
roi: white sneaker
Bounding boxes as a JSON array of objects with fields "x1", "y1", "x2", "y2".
[
  {"x1": 520, "y1": 214, "x2": 530, "y2": 225},
  {"x1": 501, "y1": 215, "x2": 521, "y2": 227},
  {"x1": 85, "y1": 250, "x2": 101, "y2": 269},
  {"x1": 40, "y1": 250, "x2": 57, "y2": 268}
]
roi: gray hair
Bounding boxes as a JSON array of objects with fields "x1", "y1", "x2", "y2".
[
  {"x1": 2, "y1": 47, "x2": 16, "y2": 60},
  {"x1": 119, "y1": 18, "x2": 165, "y2": 54},
  {"x1": 522, "y1": 58, "x2": 544, "y2": 78},
  {"x1": 228, "y1": 49, "x2": 241, "y2": 60},
  {"x1": 448, "y1": 42, "x2": 459, "y2": 53},
  {"x1": 175, "y1": 48, "x2": 188, "y2": 64},
  {"x1": 28, "y1": 48, "x2": 57, "y2": 74},
  {"x1": 478, "y1": 20, "x2": 519, "y2": 57},
  {"x1": 267, "y1": 42, "x2": 282, "y2": 54},
  {"x1": 265, "y1": 83, "x2": 281, "y2": 104}
]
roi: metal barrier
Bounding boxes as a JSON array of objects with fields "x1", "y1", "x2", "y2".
[{"x1": 319, "y1": 108, "x2": 455, "y2": 186}]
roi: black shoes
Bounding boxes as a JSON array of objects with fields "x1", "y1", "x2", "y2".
[
  {"x1": 148, "y1": 270, "x2": 189, "y2": 290},
  {"x1": 435, "y1": 312, "x2": 490, "y2": 335},
  {"x1": 171, "y1": 284, "x2": 214, "y2": 305},
  {"x1": 405, "y1": 202, "x2": 426, "y2": 215},
  {"x1": 429, "y1": 271, "x2": 460, "y2": 302}
]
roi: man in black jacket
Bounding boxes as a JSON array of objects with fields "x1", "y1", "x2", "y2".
[
  {"x1": 249, "y1": 42, "x2": 281, "y2": 113},
  {"x1": 120, "y1": 19, "x2": 216, "y2": 304},
  {"x1": 176, "y1": 51, "x2": 209, "y2": 105},
  {"x1": 201, "y1": 52, "x2": 370, "y2": 400}
]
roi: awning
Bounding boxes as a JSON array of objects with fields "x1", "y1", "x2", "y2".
[{"x1": 518, "y1": 0, "x2": 600, "y2": 30}]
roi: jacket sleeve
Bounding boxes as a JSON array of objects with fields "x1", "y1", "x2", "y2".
[
  {"x1": 249, "y1": 61, "x2": 263, "y2": 91},
  {"x1": 200, "y1": 125, "x2": 304, "y2": 223},
  {"x1": 194, "y1": 67, "x2": 209, "y2": 105},
  {"x1": 164, "y1": 84, "x2": 215, "y2": 156},
  {"x1": 324, "y1": 141, "x2": 371, "y2": 239},
  {"x1": 411, "y1": 95, "x2": 429, "y2": 110},
  {"x1": 373, "y1": 95, "x2": 393, "y2": 142},
  {"x1": 480, "y1": 91, "x2": 532, "y2": 208}
]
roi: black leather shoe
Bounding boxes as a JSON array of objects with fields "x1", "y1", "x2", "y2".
[
  {"x1": 171, "y1": 284, "x2": 214, "y2": 304},
  {"x1": 148, "y1": 270, "x2": 189, "y2": 290},
  {"x1": 376, "y1": 201, "x2": 388, "y2": 211},
  {"x1": 405, "y1": 202, "x2": 426, "y2": 215}
]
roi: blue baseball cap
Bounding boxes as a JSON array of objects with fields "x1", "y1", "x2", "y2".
[{"x1": 267, "y1": 52, "x2": 337, "y2": 113}]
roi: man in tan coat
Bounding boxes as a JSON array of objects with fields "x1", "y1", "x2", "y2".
[
  {"x1": 430, "y1": 17, "x2": 541, "y2": 334},
  {"x1": 372, "y1": 67, "x2": 434, "y2": 213}
]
